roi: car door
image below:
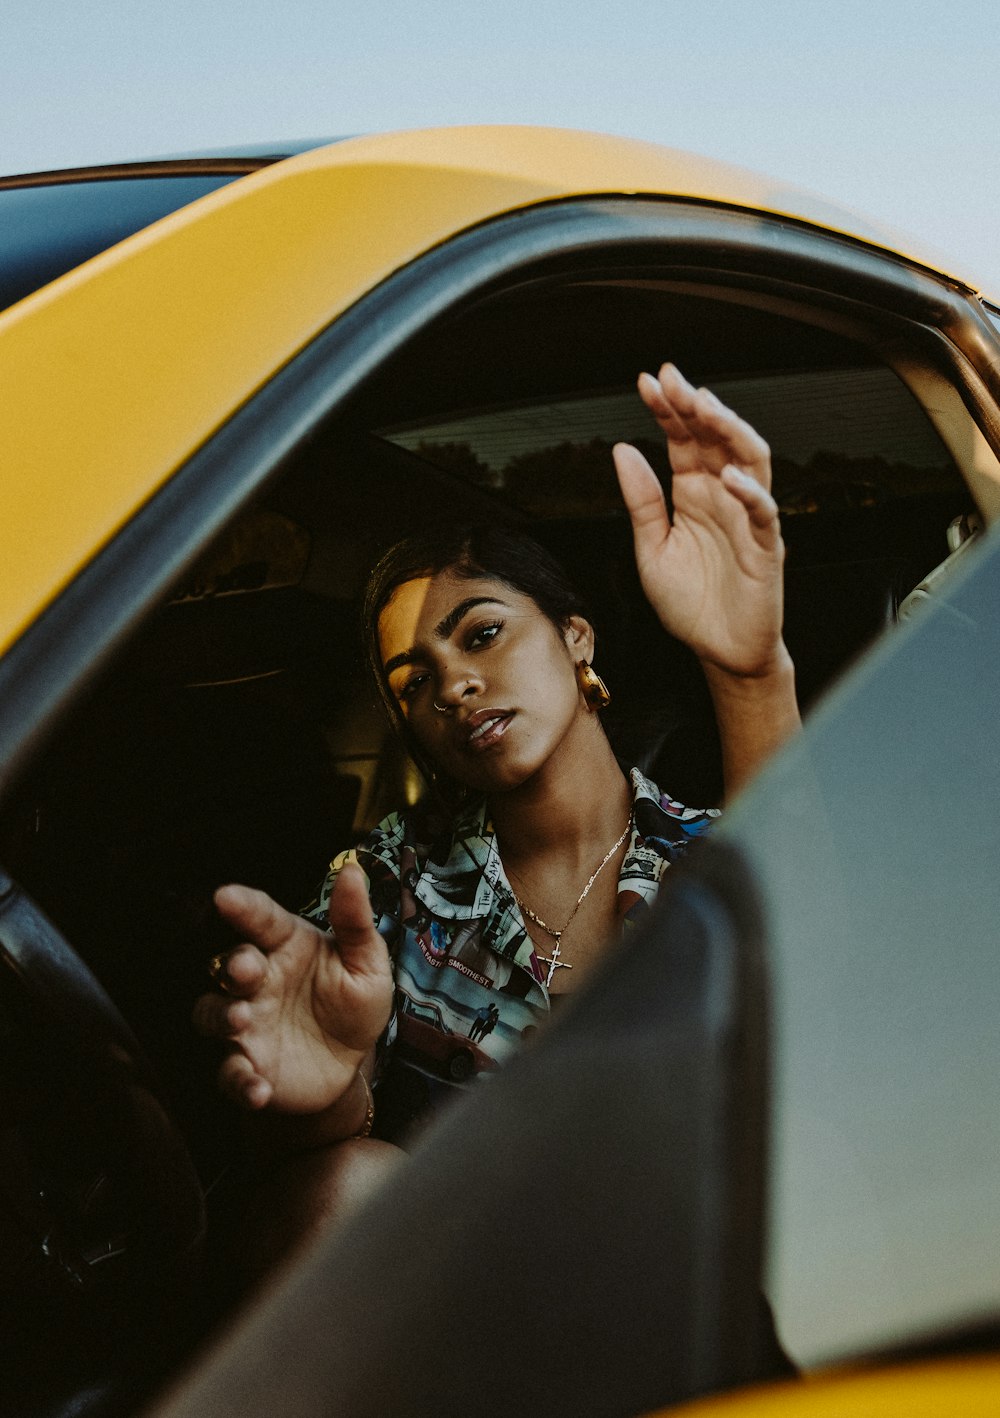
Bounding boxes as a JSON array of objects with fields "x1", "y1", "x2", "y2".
[{"x1": 729, "y1": 512, "x2": 1000, "y2": 1372}]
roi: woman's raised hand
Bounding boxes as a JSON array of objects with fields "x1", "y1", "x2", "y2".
[
  {"x1": 613, "y1": 364, "x2": 789, "y2": 679},
  {"x1": 192, "y1": 863, "x2": 393, "y2": 1114}
]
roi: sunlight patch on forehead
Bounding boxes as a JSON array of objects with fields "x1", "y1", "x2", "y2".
[{"x1": 377, "y1": 574, "x2": 434, "y2": 671}]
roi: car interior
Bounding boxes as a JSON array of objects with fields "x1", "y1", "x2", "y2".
[{"x1": 0, "y1": 268, "x2": 985, "y2": 1414}]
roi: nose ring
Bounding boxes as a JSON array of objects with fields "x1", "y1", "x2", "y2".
[{"x1": 434, "y1": 681, "x2": 471, "y2": 713}]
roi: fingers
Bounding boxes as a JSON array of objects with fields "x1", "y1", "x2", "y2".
[
  {"x1": 214, "y1": 882, "x2": 301, "y2": 956},
  {"x1": 327, "y1": 863, "x2": 384, "y2": 973},
  {"x1": 207, "y1": 942, "x2": 267, "y2": 1001},
  {"x1": 614, "y1": 433, "x2": 779, "y2": 551},
  {"x1": 192, "y1": 988, "x2": 253, "y2": 1039},
  {"x1": 639, "y1": 364, "x2": 772, "y2": 488},
  {"x1": 192, "y1": 976, "x2": 275, "y2": 1110},
  {"x1": 612, "y1": 441, "x2": 670, "y2": 549},
  {"x1": 637, "y1": 369, "x2": 694, "y2": 445},
  {"x1": 218, "y1": 1053, "x2": 273, "y2": 1110},
  {"x1": 721, "y1": 463, "x2": 782, "y2": 534}
]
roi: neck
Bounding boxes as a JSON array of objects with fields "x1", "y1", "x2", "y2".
[{"x1": 488, "y1": 715, "x2": 631, "y2": 868}]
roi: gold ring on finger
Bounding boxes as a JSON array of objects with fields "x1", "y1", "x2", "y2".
[{"x1": 208, "y1": 953, "x2": 233, "y2": 993}]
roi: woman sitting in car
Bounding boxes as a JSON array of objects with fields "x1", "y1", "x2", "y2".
[{"x1": 194, "y1": 362, "x2": 800, "y2": 1277}]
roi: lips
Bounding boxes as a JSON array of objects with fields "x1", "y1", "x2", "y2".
[{"x1": 463, "y1": 709, "x2": 514, "y2": 750}]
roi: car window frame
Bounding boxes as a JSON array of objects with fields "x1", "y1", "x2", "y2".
[{"x1": 2, "y1": 194, "x2": 1000, "y2": 801}]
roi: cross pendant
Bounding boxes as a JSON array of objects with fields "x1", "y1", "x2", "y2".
[{"x1": 538, "y1": 941, "x2": 572, "y2": 989}]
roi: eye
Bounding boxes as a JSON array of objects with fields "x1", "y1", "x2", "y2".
[
  {"x1": 467, "y1": 620, "x2": 503, "y2": 650},
  {"x1": 397, "y1": 671, "x2": 430, "y2": 702}
]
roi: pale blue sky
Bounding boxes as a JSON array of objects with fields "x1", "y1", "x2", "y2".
[{"x1": 6, "y1": 0, "x2": 1000, "y2": 291}]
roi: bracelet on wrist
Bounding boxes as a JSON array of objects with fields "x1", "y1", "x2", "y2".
[{"x1": 352, "y1": 1072, "x2": 375, "y2": 1139}]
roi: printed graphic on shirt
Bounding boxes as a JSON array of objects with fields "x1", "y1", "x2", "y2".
[
  {"x1": 303, "y1": 769, "x2": 717, "y2": 1128},
  {"x1": 621, "y1": 772, "x2": 719, "y2": 901}
]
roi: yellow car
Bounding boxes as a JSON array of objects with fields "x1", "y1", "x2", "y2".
[{"x1": 0, "y1": 128, "x2": 998, "y2": 1418}]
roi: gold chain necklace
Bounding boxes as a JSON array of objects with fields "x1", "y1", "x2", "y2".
[{"x1": 510, "y1": 815, "x2": 632, "y2": 988}]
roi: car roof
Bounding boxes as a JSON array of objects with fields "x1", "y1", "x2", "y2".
[
  {"x1": 1, "y1": 126, "x2": 984, "y2": 298},
  {"x1": 122, "y1": 138, "x2": 343, "y2": 163}
]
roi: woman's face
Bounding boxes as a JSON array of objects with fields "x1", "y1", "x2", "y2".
[{"x1": 379, "y1": 568, "x2": 594, "y2": 794}]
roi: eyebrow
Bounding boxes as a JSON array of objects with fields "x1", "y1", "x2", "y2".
[{"x1": 382, "y1": 596, "x2": 508, "y2": 678}]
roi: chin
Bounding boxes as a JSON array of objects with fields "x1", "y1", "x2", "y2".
[
  {"x1": 448, "y1": 751, "x2": 535, "y2": 797},
  {"x1": 458, "y1": 766, "x2": 524, "y2": 796}
]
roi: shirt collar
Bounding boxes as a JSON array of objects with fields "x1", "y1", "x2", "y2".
[{"x1": 413, "y1": 767, "x2": 679, "y2": 927}]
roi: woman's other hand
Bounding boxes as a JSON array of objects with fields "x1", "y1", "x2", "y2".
[
  {"x1": 613, "y1": 363, "x2": 788, "y2": 679},
  {"x1": 614, "y1": 363, "x2": 800, "y2": 795},
  {"x1": 192, "y1": 863, "x2": 393, "y2": 1115}
]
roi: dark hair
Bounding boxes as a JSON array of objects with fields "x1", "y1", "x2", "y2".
[{"x1": 362, "y1": 522, "x2": 591, "y2": 799}]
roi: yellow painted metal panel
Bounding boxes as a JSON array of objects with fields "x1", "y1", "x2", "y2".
[
  {"x1": 0, "y1": 125, "x2": 972, "y2": 656},
  {"x1": 649, "y1": 1355, "x2": 1000, "y2": 1417}
]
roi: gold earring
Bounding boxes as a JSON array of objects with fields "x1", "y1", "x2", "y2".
[{"x1": 576, "y1": 660, "x2": 611, "y2": 710}]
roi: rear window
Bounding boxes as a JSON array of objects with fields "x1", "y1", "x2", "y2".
[
  {"x1": 0, "y1": 174, "x2": 243, "y2": 311},
  {"x1": 379, "y1": 365, "x2": 957, "y2": 521}
]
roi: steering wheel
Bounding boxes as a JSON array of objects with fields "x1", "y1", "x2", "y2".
[{"x1": 0, "y1": 867, "x2": 205, "y2": 1416}]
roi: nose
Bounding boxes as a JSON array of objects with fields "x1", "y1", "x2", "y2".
[{"x1": 433, "y1": 662, "x2": 482, "y2": 712}]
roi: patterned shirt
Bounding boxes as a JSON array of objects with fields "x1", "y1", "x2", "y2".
[{"x1": 303, "y1": 768, "x2": 718, "y2": 1139}]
